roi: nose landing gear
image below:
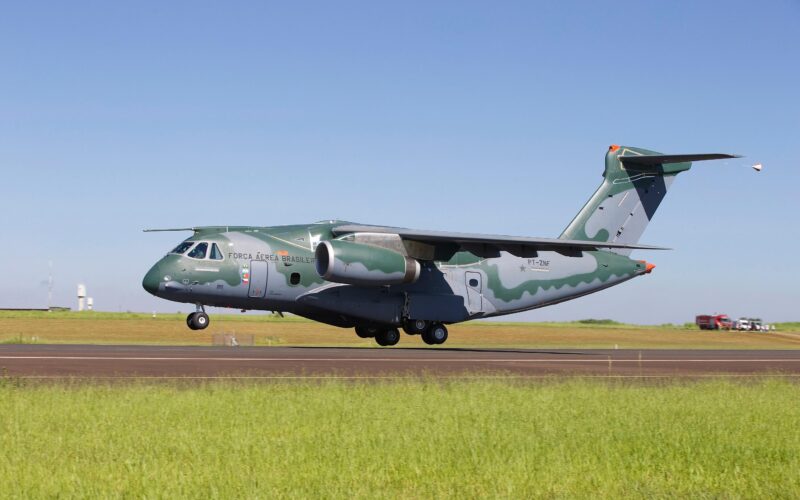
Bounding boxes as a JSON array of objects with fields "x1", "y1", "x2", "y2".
[
  {"x1": 187, "y1": 304, "x2": 210, "y2": 330},
  {"x1": 187, "y1": 312, "x2": 209, "y2": 330}
]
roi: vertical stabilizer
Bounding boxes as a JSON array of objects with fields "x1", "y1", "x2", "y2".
[{"x1": 559, "y1": 145, "x2": 688, "y2": 255}]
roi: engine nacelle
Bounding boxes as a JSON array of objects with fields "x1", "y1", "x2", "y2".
[{"x1": 314, "y1": 240, "x2": 421, "y2": 286}]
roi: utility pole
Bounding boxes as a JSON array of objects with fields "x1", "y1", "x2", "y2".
[{"x1": 47, "y1": 260, "x2": 53, "y2": 311}]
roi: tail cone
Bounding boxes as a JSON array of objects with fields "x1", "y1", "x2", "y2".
[{"x1": 638, "y1": 261, "x2": 656, "y2": 274}]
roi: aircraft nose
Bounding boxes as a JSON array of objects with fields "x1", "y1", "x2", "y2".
[{"x1": 142, "y1": 263, "x2": 162, "y2": 296}]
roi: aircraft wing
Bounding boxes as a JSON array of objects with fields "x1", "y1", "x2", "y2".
[
  {"x1": 143, "y1": 226, "x2": 254, "y2": 234},
  {"x1": 331, "y1": 224, "x2": 668, "y2": 260}
]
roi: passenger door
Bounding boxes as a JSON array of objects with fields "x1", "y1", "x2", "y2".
[
  {"x1": 465, "y1": 271, "x2": 482, "y2": 313},
  {"x1": 248, "y1": 260, "x2": 268, "y2": 298}
]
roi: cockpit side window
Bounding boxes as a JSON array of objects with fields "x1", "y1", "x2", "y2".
[
  {"x1": 187, "y1": 242, "x2": 208, "y2": 259},
  {"x1": 210, "y1": 243, "x2": 224, "y2": 260},
  {"x1": 170, "y1": 241, "x2": 195, "y2": 255}
]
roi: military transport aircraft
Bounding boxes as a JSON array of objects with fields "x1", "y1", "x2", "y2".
[{"x1": 143, "y1": 145, "x2": 738, "y2": 346}]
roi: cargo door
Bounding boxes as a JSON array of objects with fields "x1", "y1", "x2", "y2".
[
  {"x1": 465, "y1": 271, "x2": 482, "y2": 313},
  {"x1": 248, "y1": 260, "x2": 268, "y2": 298}
]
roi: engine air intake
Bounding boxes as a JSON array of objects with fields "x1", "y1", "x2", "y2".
[{"x1": 314, "y1": 240, "x2": 420, "y2": 286}]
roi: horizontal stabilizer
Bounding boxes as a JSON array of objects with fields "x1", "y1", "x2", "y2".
[
  {"x1": 619, "y1": 153, "x2": 740, "y2": 166},
  {"x1": 560, "y1": 145, "x2": 742, "y2": 255}
]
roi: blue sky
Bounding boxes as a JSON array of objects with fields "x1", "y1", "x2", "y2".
[{"x1": 1, "y1": 1, "x2": 798, "y2": 323}]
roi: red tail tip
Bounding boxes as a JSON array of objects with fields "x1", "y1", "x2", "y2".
[{"x1": 638, "y1": 260, "x2": 656, "y2": 274}]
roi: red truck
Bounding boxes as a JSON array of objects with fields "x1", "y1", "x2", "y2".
[{"x1": 696, "y1": 314, "x2": 733, "y2": 330}]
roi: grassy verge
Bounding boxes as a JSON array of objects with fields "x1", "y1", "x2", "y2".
[
  {"x1": 0, "y1": 378, "x2": 798, "y2": 498},
  {"x1": 0, "y1": 310, "x2": 303, "y2": 322},
  {"x1": 1, "y1": 311, "x2": 799, "y2": 348}
]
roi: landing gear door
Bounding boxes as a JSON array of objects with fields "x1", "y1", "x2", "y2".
[
  {"x1": 248, "y1": 260, "x2": 268, "y2": 298},
  {"x1": 465, "y1": 271, "x2": 482, "y2": 313}
]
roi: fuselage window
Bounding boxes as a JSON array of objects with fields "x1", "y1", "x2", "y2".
[
  {"x1": 187, "y1": 242, "x2": 208, "y2": 259},
  {"x1": 210, "y1": 243, "x2": 224, "y2": 260},
  {"x1": 170, "y1": 242, "x2": 194, "y2": 255},
  {"x1": 468, "y1": 278, "x2": 479, "y2": 288},
  {"x1": 290, "y1": 273, "x2": 301, "y2": 285}
]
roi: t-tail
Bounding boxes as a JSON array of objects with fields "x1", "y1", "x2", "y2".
[{"x1": 559, "y1": 145, "x2": 739, "y2": 255}]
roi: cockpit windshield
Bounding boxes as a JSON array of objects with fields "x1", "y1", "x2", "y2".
[
  {"x1": 209, "y1": 243, "x2": 224, "y2": 260},
  {"x1": 187, "y1": 242, "x2": 208, "y2": 259},
  {"x1": 170, "y1": 241, "x2": 195, "y2": 255}
]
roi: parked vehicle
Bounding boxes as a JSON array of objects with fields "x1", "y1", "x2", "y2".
[
  {"x1": 694, "y1": 315, "x2": 773, "y2": 333},
  {"x1": 747, "y1": 318, "x2": 764, "y2": 332},
  {"x1": 696, "y1": 314, "x2": 733, "y2": 330}
]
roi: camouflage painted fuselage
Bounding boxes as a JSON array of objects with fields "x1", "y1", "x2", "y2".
[
  {"x1": 142, "y1": 221, "x2": 649, "y2": 328},
  {"x1": 143, "y1": 144, "x2": 735, "y2": 329}
]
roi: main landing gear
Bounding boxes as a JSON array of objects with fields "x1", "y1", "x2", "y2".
[
  {"x1": 187, "y1": 304, "x2": 209, "y2": 330},
  {"x1": 404, "y1": 319, "x2": 448, "y2": 345},
  {"x1": 355, "y1": 322, "x2": 448, "y2": 347},
  {"x1": 375, "y1": 328, "x2": 401, "y2": 347},
  {"x1": 355, "y1": 326, "x2": 401, "y2": 346},
  {"x1": 422, "y1": 323, "x2": 448, "y2": 345},
  {"x1": 355, "y1": 326, "x2": 379, "y2": 339}
]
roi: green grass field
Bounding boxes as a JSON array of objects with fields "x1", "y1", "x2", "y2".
[
  {"x1": 1, "y1": 310, "x2": 799, "y2": 349},
  {"x1": 1, "y1": 378, "x2": 798, "y2": 498}
]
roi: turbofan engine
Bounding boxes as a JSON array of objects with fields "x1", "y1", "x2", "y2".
[{"x1": 314, "y1": 240, "x2": 421, "y2": 286}]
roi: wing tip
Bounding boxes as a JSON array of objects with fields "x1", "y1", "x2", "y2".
[{"x1": 143, "y1": 227, "x2": 196, "y2": 233}]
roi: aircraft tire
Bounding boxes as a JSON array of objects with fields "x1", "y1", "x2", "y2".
[
  {"x1": 191, "y1": 312, "x2": 210, "y2": 330},
  {"x1": 402, "y1": 319, "x2": 427, "y2": 335},
  {"x1": 426, "y1": 323, "x2": 448, "y2": 345},
  {"x1": 375, "y1": 328, "x2": 400, "y2": 347},
  {"x1": 355, "y1": 326, "x2": 377, "y2": 338},
  {"x1": 186, "y1": 313, "x2": 199, "y2": 330}
]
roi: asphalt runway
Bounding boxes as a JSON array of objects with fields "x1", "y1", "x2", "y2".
[{"x1": 2, "y1": 345, "x2": 800, "y2": 379}]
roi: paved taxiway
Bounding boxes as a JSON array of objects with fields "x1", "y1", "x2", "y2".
[{"x1": 1, "y1": 345, "x2": 800, "y2": 378}]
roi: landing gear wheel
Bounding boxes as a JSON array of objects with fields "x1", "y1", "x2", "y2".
[
  {"x1": 355, "y1": 326, "x2": 378, "y2": 339},
  {"x1": 403, "y1": 319, "x2": 428, "y2": 335},
  {"x1": 186, "y1": 313, "x2": 198, "y2": 330},
  {"x1": 375, "y1": 328, "x2": 400, "y2": 347},
  {"x1": 191, "y1": 312, "x2": 210, "y2": 330},
  {"x1": 423, "y1": 323, "x2": 448, "y2": 345}
]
